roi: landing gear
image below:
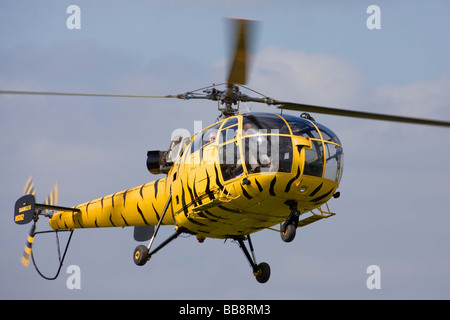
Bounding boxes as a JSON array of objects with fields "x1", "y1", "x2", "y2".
[
  {"x1": 133, "y1": 245, "x2": 149, "y2": 266},
  {"x1": 236, "y1": 235, "x2": 271, "y2": 283},
  {"x1": 281, "y1": 201, "x2": 300, "y2": 243},
  {"x1": 281, "y1": 223, "x2": 297, "y2": 242},
  {"x1": 254, "y1": 262, "x2": 271, "y2": 284},
  {"x1": 133, "y1": 228, "x2": 183, "y2": 266},
  {"x1": 132, "y1": 193, "x2": 183, "y2": 267}
]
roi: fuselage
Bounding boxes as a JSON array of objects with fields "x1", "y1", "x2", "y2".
[{"x1": 49, "y1": 112, "x2": 343, "y2": 239}]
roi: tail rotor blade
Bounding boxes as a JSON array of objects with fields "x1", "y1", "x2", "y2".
[
  {"x1": 45, "y1": 183, "x2": 59, "y2": 206},
  {"x1": 23, "y1": 175, "x2": 35, "y2": 196},
  {"x1": 21, "y1": 223, "x2": 36, "y2": 267}
]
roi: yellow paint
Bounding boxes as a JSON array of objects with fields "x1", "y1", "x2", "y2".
[{"x1": 49, "y1": 113, "x2": 343, "y2": 239}]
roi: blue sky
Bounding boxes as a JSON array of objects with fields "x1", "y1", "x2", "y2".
[{"x1": 1, "y1": 0, "x2": 450, "y2": 299}]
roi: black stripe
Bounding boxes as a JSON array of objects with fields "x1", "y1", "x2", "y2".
[
  {"x1": 309, "y1": 183, "x2": 323, "y2": 197},
  {"x1": 193, "y1": 177, "x2": 203, "y2": 205},
  {"x1": 154, "y1": 179, "x2": 160, "y2": 198},
  {"x1": 180, "y1": 179, "x2": 188, "y2": 216},
  {"x1": 111, "y1": 193, "x2": 116, "y2": 208},
  {"x1": 85, "y1": 201, "x2": 91, "y2": 217},
  {"x1": 100, "y1": 197, "x2": 104, "y2": 209},
  {"x1": 123, "y1": 190, "x2": 128, "y2": 206},
  {"x1": 311, "y1": 188, "x2": 335, "y2": 203},
  {"x1": 72, "y1": 211, "x2": 84, "y2": 228},
  {"x1": 196, "y1": 211, "x2": 208, "y2": 219},
  {"x1": 109, "y1": 214, "x2": 116, "y2": 227},
  {"x1": 94, "y1": 219, "x2": 98, "y2": 228},
  {"x1": 218, "y1": 205, "x2": 240, "y2": 213},
  {"x1": 205, "y1": 170, "x2": 215, "y2": 200},
  {"x1": 186, "y1": 180, "x2": 196, "y2": 206},
  {"x1": 214, "y1": 165, "x2": 224, "y2": 190},
  {"x1": 121, "y1": 214, "x2": 129, "y2": 226},
  {"x1": 204, "y1": 210, "x2": 229, "y2": 220},
  {"x1": 254, "y1": 179, "x2": 263, "y2": 192},
  {"x1": 284, "y1": 167, "x2": 301, "y2": 193},
  {"x1": 241, "y1": 184, "x2": 253, "y2": 200},
  {"x1": 139, "y1": 183, "x2": 145, "y2": 199},
  {"x1": 137, "y1": 203, "x2": 150, "y2": 225},
  {"x1": 152, "y1": 202, "x2": 160, "y2": 221},
  {"x1": 187, "y1": 217, "x2": 207, "y2": 226},
  {"x1": 269, "y1": 176, "x2": 277, "y2": 196}
]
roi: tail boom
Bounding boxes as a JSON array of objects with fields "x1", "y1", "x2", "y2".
[{"x1": 49, "y1": 178, "x2": 174, "y2": 230}]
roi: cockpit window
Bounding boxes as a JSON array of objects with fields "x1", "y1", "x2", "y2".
[
  {"x1": 303, "y1": 140, "x2": 324, "y2": 177},
  {"x1": 218, "y1": 117, "x2": 239, "y2": 144},
  {"x1": 314, "y1": 122, "x2": 341, "y2": 145},
  {"x1": 280, "y1": 113, "x2": 343, "y2": 182},
  {"x1": 212, "y1": 112, "x2": 343, "y2": 184},
  {"x1": 242, "y1": 135, "x2": 292, "y2": 173},
  {"x1": 242, "y1": 113, "x2": 290, "y2": 135},
  {"x1": 281, "y1": 114, "x2": 321, "y2": 139},
  {"x1": 324, "y1": 143, "x2": 343, "y2": 183}
]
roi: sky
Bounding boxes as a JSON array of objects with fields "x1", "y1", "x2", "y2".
[{"x1": 1, "y1": 0, "x2": 450, "y2": 300}]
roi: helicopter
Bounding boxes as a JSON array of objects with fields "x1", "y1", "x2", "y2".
[{"x1": 7, "y1": 19, "x2": 450, "y2": 284}]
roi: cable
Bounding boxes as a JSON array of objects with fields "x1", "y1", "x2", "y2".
[{"x1": 30, "y1": 229, "x2": 74, "y2": 280}]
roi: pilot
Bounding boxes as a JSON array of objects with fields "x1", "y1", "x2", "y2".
[
  {"x1": 243, "y1": 122, "x2": 257, "y2": 135},
  {"x1": 208, "y1": 130, "x2": 217, "y2": 143}
]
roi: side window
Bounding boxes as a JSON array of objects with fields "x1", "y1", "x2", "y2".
[
  {"x1": 217, "y1": 117, "x2": 242, "y2": 181},
  {"x1": 188, "y1": 122, "x2": 223, "y2": 162},
  {"x1": 190, "y1": 133, "x2": 202, "y2": 154},
  {"x1": 202, "y1": 122, "x2": 222, "y2": 147},
  {"x1": 218, "y1": 117, "x2": 239, "y2": 144},
  {"x1": 303, "y1": 140, "x2": 324, "y2": 178},
  {"x1": 323, "y1": 143, "x2": 344, "y2": 182},
  {"x1": 218, "y1": 141, "x2": 243, "y2": 181}
]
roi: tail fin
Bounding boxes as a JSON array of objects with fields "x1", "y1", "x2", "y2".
[{"x1": 15, "y1": 177, "x2": 79, "y2": 268}]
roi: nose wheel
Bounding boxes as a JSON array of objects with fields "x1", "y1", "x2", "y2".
[
  {"x1": 281, "y1": 223, "x2": 297, "y2": 242},
  {"x1": 281, "y1": 200, "x2": 300, "y2": 243}
]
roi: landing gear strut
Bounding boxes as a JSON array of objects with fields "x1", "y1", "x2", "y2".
[
  {"x1": 235, "y1": 235, "x2": 271, "y2": 283},
  {"x1": 133, "y1": 193, "x2": 183, "y2": 266},
  {"x1": 133, "y1": 228, "x2": 183, "y2": 266},
  {"x1": 281, "y1": 201, "x2": 300, "y2": 243}
]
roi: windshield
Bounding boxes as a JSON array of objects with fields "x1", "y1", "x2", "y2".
[
  {"x1": 190, "y1": 113, "x2": 343, "y2": 184},
  {"x1": 280, "y1": 114, "x2": 343, "y2": 182},
  {"x1": 241, "y1": 113, "x2": 292, "y2": 174}
]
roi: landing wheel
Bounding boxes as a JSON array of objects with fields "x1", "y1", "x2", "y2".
[
  {"x1": 281, "y1": 223, "x2": 296, "y2": 242},
  {"x1": 133, "y1": 245, "x2": 149, "y2": 266},
  {"x1": 254, "y1": 262, "x2": 271, "y2": 283}
]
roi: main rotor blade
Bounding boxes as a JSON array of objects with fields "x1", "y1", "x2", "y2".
[
  {"x1": 226, "y1": 18, "x2": 256, "y2": 87},
  {"x1": 0, "y1": 90, "x2": 172, "y2": 99},
  {"x1": 276, "y1": 101, "x2": 450, "y2": 128}
]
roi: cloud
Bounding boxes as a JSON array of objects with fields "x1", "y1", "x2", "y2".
[{"x1": 250, "y1": 46, "x2": 367, "y2": 107}]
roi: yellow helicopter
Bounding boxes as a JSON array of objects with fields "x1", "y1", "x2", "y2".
[{"x1": 7, "y1": 19, "x2": 450, "y2": 283}]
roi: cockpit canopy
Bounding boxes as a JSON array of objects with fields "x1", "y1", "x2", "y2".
[{"x1": 154, "y1": 112, "x2": 343, "y2": 184}]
